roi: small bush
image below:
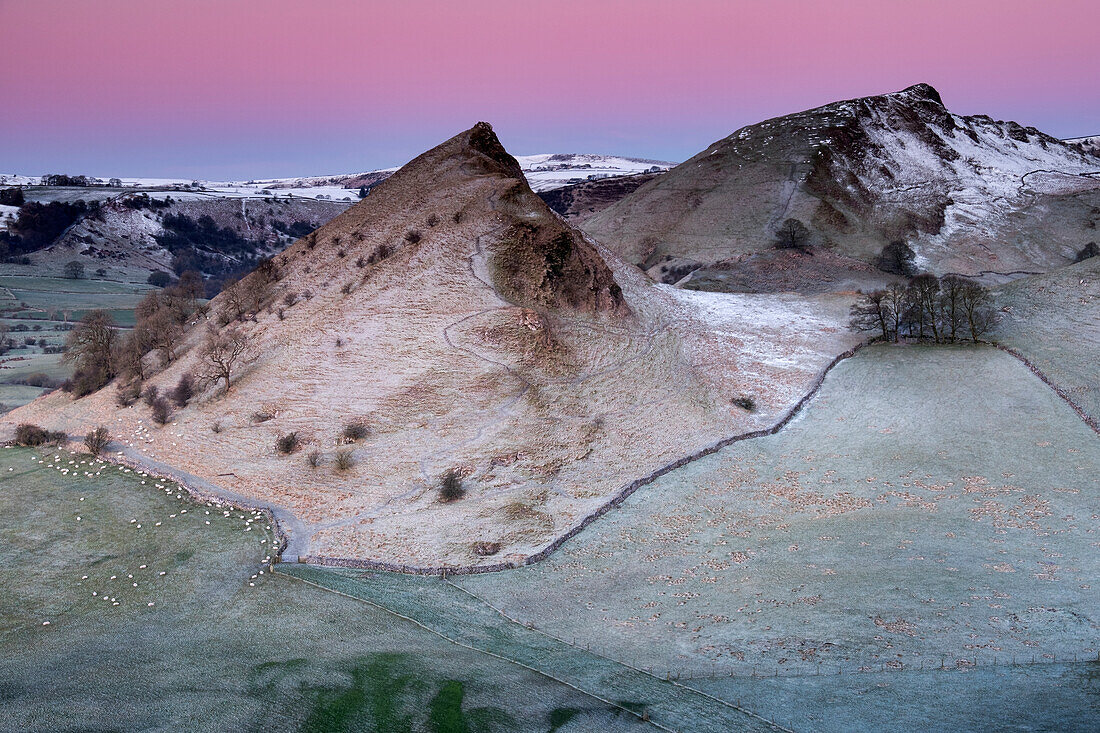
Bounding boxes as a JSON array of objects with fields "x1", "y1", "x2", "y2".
[
  {"x1": 355, "y1": 256, "x2": 366, "y2": 268},
  {"x1": 211, "y1": 421, "x2": 222, "y2": 434},
  {"x1": 732, "y1": 395, "x2": 756, "y2": 412},
  {"x1": 452, "y1": 210, "x2": 463, "y2": 224},
  {"x1": 439, "y1": 469, "x2": 465, "y2": 502},
  {"x1": 283, "y1": 292, "x2": 298, "y2": 307},
  {"x1": 404, "y1": 229, "x2": 422, "y2": 244},
  {"x1": 340, "y1": 282, "x2": 353, "y2": 295},
  {"x1": 20, "y1": 372, "x2": 55, "y2": 388},
  {"x1": 306, "y1": 450, "x2": 321, "y2": 468},
  {"x1": 341, "y1": 421, "x2": 369, "y2": 442},
  {"x1": 14, "y1": 423, "x2": 66, "y2": 447},
  {"x1": 171, "y1": 373, "x2": 194, "y2": 407},
  {"x1": 275, "y1": 431, "x2": 300, "y2": 454},
  {"x1": 151, "y1": 397, "x2": 171, "y2": 425},
  {"x1": 336, "y1": 248, "x2": 346, "y2": 258},
  {"x1": 1076, "y1": 242, "x2": 1099, "y2": 263},
  {"x1": 472, "y1": 541, "x2": 501, "y2": 556},
  {"x1": 83, "y1": 426, "x2": 110, "y2": 455},
  {"x1": 276, "y1": 308, "x2": 285, "y2": 320},
  {"x1": 334, "y1": 448, "x2": 354, "y2": 471},
  {"x1": 142, "y1": 385, "x2": 159, "y2": 406},
  {"x1": 251, "y1": 404, "x2": 278, "y2": 423},
  {"x1": 116, "y1": 382, "x2": 142, "y2": 407},
  {"x1": 426, "y1": 213, "x2": 439, "y2": 228}
]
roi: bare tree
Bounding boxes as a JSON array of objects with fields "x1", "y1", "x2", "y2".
[
  {"x1": 145, "y1": 306, "x2": 184, "y2": 363},
  {"x1": 850, "y1": 290, "x2": 890, "y2": 341},
  {"x1": 774, "y1": 218, "x2": 810, "y2": 251},
  {"x1": 908, "y1": 274, "x2": 941, "y2": 342},
  {"x1": 197, "y1": 327, "x2": 251, "y2": 394},
  {"x1": 958, "y1": 278, "x2": 995, "y2": 342},
  {"x1": 63, "y1": 310, "x2": 118, "y2": 395},
  {"x1": 938, "y1": 275, "x2": 968, "y2": 343},
  {"x1": 881, "y1": 282, "x2": 908, "y2": 343},
  {"x1": 84, "y1": 426, "x2": 110, "y2": 455},
  {"x1": 114, "y1": 329, "x2": 152, "y2": 382}
]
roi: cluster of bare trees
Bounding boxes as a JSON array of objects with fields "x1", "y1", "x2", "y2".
[
  {"x1": 62, "y1": 310, "x2": 119, "y2": 396},
  {"x1": 117, "y1": 272, "x2": 204, "y2": 381},
  {"x1": 65, "y1": 264, "x2": 258, "y2": 404},
  {"x1": 851, "y1": 274, "x2": 995, "y2": 344}
]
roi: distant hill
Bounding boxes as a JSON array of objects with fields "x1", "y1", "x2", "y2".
[{"x1": 583, "y1": 84, "x2": 1100, "y2": 291}]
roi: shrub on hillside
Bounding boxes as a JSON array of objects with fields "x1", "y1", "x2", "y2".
[
  {"x1": 439, "y1": 469, "x2": 465, "y2": 502},
  {"x1": 1076, "y1": 242, "x2": 1099, "y2": 263},
  {"x1": 171, "y1": 372, "x2": 194, "y2": 407},
  {"x1": 275, "y1": 432, "x2": 300, "y2": 454},
  {"x1": 732, "y1": 395, "x2": 756, "y2": 412},
  {"x1": 83, "y1": 426, "x2": 110, "y2": 455},
  {"x1": 306, "y1": 450, "x2": 321, "y2": 468},
  {"x1": 876, "y1": 240, "x2": 917, "y2": 277},
  {"x1": 334, "y1": 449, "x2": 354, "y2": 471},
  {"x1": 341, "y1": 421, "x2": 369, "y2": 442},
  {"x1": 0, "y1": 200, "x2": 95, "y2": 256},
  {"x1": 250, "y1": 404, "x2": 278, "y2": 423},
  {"x1": 15, "y1": 423, "x2": 66, "y2": 447},
  {"x1": 151, "y1": 397, "x2": 171, "y2": 426},
  {"x1": 116, "y1": 381, "x2": 142, "y2": 407},
  {"x1": 0, "y1": 187, "x2": 24, "y2": 207},
  {"x1": 404, "y1": 229, "x2": 422, "y2": 244}
]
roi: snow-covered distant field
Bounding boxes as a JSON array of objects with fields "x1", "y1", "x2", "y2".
[
  {"x1": 513, "y1": 153, "x2": 673, "y2": 191},
  {"x1": 0, "y1": 154, "x2": 675, "y2": 201}
]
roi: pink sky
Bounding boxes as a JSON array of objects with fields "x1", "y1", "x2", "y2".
[{"x1": 2, "y1": 0, "x2": 1097, "y2": 177}]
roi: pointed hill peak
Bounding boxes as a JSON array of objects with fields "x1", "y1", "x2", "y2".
[{"x1": 890, "y1": 83, "x2": 944, "y2": 106}]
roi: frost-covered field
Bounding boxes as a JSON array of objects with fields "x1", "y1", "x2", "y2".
[
  {"x1": 994, "y1": 256, "x2": 1100, "y2": 423},
  {"x1": 446, "y1": 345, "x2": 1100, "y2": 728},
  {"x1": 0, "y1": 447, "x2": 634, "y2": 732}
]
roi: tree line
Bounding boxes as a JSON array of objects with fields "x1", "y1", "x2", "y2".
[
  {"x1": 61, "y1": 256, "x2": 283, "y2": 403},
  {"x1": 851, "y1": 273, "x2": 996, "y2": 344}
]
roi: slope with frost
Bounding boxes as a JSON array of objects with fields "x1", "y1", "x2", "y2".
[
  {"x1": 4, "y1": 123, "x2": 857, "y2": 568},
  {"x1": 584, "y1": 84, "x2": 1100, "y2": 288},
  {"x1": 993, "y1": 256, "x2": 1100, "y2": 423},
  {"x1": 1065, "y1": 135, "x2": 1100, "y2": 156}
]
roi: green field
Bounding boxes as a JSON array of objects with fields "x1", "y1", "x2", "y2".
[
  {"x1": 0, "y1": 446, "x2": 637, "y2": 732},
  {"x1": 0, "y1": 274, "x2": 155, "y2": 410}
]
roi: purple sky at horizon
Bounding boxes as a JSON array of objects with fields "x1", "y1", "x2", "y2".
[{"x1": 2, "y1": 0, "x2": 1097, "y2": 179}]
